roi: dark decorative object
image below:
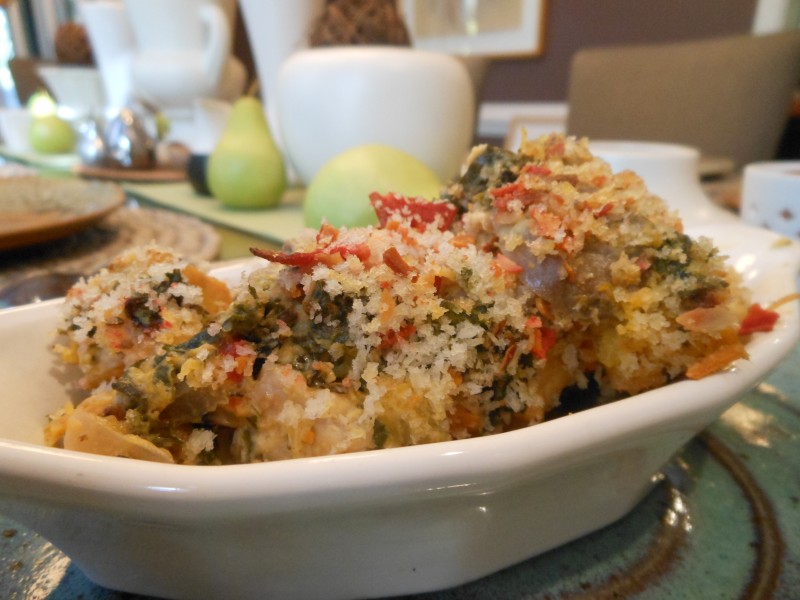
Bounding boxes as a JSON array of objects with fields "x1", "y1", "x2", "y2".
[
  {"x1": 54, "y1": 22, "x2": 94, "y2": 65},
  {"x1": 309, "y1": 0, "x2": 410, "y2": 47},
  {"x1": 187, "y1": 153, "x2": 212, "y2": 196}
]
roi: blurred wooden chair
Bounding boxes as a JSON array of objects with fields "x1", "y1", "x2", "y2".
[
  {"x1": 8, "y1": 58, "x2": 53, "y2": 104},
  {"x1": 565, "y1": 31, "x2": 800, "y2": 169}
]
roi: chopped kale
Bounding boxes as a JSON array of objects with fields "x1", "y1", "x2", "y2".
[
  {"x1": 153, "y1": 357, "x2": 174, "y2": 386},
  {"x1": 252, "y1": 356, "x2": 266, "y2": 379},
  {"x1": 491, "y1": 373, "x2": 513, "y2": 401},
  {"x1": 124, "y1": 293, "x2": 163, "y2": 328},
  {"x1": 372, "y1": 419, "x2": 388, "y2": 449},
  {"x1": 111, "y1": 377, "x2": 147, "y2": 405},
  {"x1": 442, "y1": 146, "x2": 528, "y2": 212},
  {"x1": 154, "y1": 269, "x2": 183, "y2": 294},
  {"x1": 175, "y1": 329, "x2": 219, "y2": 351}
]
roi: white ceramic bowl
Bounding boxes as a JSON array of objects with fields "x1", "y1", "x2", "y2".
[
  {"x1": 741, "y1": 160, "x2": 800, "y2": 239},
  {"x1": 0, "y1": 223, "x2": 797, "y2": 600},
  {"x1": 277, "y1": 46, "x2": 476, "y2": 184},
  {"x1": 589, "y1": 140, "x2": 738, "y2": 227},
  {"x1": 37, "y1": 65, "x2": 107, "y2": 116},
  {"x1": 0, "y1": 107, "x2": 32, "y2": 151}
]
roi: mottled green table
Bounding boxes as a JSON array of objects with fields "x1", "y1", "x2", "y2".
[{"x1": 2, "y1": 343, "x2": 798, "y2": 599}]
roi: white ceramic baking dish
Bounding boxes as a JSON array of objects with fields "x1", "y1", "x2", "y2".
[{"x1": 0, "y1": 222, "x2": 797, "y2": 600}]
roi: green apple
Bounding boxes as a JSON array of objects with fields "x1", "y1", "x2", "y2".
[
  {"x1": 29, "y1": 114, "x2": 76, "y2": 154},
  {"x1": 304, "y1": 145, "x2": 441, "y2": 229}
]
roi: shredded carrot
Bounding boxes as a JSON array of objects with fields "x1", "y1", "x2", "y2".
[
  {"x1": 500, "y1": 343, "x2": 518, "y2": 371},
  {"x1": 451, "y1": 233, "x2": 475, "y2": 249},
  {"x1": 686, "y1": 343, "x2": 748, "y2": 380},
  {"x1": 379, "y1": 288, "x2": 396, "y2": 325},
  {"x1": 301, "y1": 428, "x2": 316, "y2": 445},
  {"x1": 767, "y1": 292, "x2": 800, "y2": 311},
  {"x1": 594, "y1": 202, "x2": 614, "y2": 218},
  {"x1": 449, "y1": 403, "x2": 482, "y2": 436}
]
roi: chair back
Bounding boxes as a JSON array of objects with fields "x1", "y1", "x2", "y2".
[{"x1": 566, "y1": 32, "x2": 800, "y2": 168}]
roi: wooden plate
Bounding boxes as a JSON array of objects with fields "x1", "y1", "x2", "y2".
[
  {"x1": 73, "y1": 164, "x2": 187, "y2": 183},
  {"x1": 0, "y1": 177, "x2": 125, "y2": 251}
]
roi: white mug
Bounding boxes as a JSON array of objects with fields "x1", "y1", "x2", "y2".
[{"x1": 741, "y1": 161, "x2": 800, "y2": 239}]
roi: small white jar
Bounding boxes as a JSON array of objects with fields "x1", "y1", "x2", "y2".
[{"x1": 741, "y1": 161, "x2": 800, "y2": 239}]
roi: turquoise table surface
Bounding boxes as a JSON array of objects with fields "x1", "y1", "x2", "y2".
[{"x1": 1, "y1": 342, "x2": 798, "y2": 599}]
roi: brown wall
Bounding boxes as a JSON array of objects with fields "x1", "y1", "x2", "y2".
[{"x1": 481, "y1": 0, "x2": 758, "y2": 103}]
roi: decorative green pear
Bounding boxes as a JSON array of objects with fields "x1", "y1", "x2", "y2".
[{"x1": 207, "y1": 96, "x2": 286, "y2": 209}]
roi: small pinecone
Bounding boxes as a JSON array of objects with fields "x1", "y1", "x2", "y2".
[
  {"x1": 54, "y1": 22, "x2": 94, "y2": 65},
  {"x1": 309, "y1": 0, "x2": 411, "y2": 47}
]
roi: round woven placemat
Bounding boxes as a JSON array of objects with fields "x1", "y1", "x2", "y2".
[{"x1": 0, "y1": 204, "x2": 220, "y2": 289}]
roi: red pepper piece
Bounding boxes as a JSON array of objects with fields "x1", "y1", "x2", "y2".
[
  {"x1": 379, "y1": 323, "x2": 417, "y2": 349},
  {"x1": 490, "y1": 182, "x2": 544, "y2": 212},
  {"x1": 594, "y1": 202, "x2": 614, "y2": 218},
  {"x1": 522, "y1": 164, "x2": 552, "y2": 176},
  {"x1": 739, "y1": 303, "x2": 780, "y2": 335},
  {"x1": 531, "y1": 327, "x2": 557, "y2": 360},
  {"x1": 251, "y1": 247, "x2": 324, "y2": 267},
  {"x1": 370, "y1": 192, "x2": 457, "y2": 231},
  {"x1": 494, "y1": 253, "x2": 524, "y2": 274},
  {"x1": 383, "y1": 247, "x2": 412, "y2": 275},
  {"x1": 251, "y1": 242, "x2": 370, "y2": 269}
]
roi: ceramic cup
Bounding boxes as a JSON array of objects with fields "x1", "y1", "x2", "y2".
[
  {"x1": 741, "y1": 161, "x2": 800, "y2": 239},
  {"x1": 589, "y1": 140, "x2": 737, "y2": 227}
]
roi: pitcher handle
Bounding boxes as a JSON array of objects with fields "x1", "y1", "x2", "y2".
[{"x1": 200, "y1": 2, "x2": 230, "y2": 88}]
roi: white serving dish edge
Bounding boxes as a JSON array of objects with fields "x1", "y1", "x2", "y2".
[{"x1": 0, "y1": 222, "x2": 797, "y2": 600}]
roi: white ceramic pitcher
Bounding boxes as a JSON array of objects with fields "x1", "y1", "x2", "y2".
[
  {"x1": 124, "y1": 0, "x2": 245, "y2": 110},
  {"x1": 80, "y1": 0, "x2": 245, "y2": 113},
  {"x1": 238, "y1": 0, "x2": 324, "y2": 146},
  {"x1": 79, "y1": 0, "x2": 135, "y2": 111}
]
